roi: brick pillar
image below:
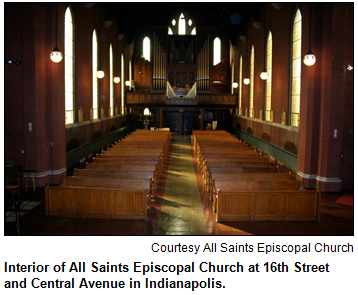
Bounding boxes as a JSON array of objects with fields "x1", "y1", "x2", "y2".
[
  {"x1": 296, "y1": 3, "x2": 322, "y2": 189},
  {"x1": 297, "y1": 3, "x2": 353, "y2": 192},
  {"x1": 21, "y1": 3, "x2": 66, "y2": 186}
]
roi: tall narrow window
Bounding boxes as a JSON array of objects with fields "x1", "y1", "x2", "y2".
[
  {"x1": 239, "y1": 55, "x2": 243, "y2": 114},
  {"x1": 121, "y1": 53, "x2": 124, "y2": 114},
  {"x1": 249, "y1": 45, "x2": 254, "y2": 118},
  {"x1": 231, "y1": 60, "x2": 234, "y2": 94},
  {"x1": 109, "y1": 44, "x2": 114, "y2": 116},
  {"x1": 178, "y1": 13, "x2": 186, "y2": 35},
  {"x1": 191, "y1": 27, "x2": 196, "y2": 35},
  {"x1": 213, "y1": 37, "x2": 221, "y2": 65},
  {"x1": 291, "y1": 9, "x2": 302, "y2": 127},
  {"x1": 92, "y1": 30, "x2": 98, "y2": 119},
  {"x1": 129, "y1": 59, "x2": 132, "y2": 88},
  {"x1": 265, "y1": 31, "x2": 273, "y2": 121},
  {"x1": 143, "y1": 37, "x2": 150, "y2": 61},
  {"x1": 64, "y1": 7, "x2": 73, "y2": 124}
]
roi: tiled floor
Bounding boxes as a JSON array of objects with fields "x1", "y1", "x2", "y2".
[{"x1": 4, "y1": 135, "x2": 354, "y2": 236}]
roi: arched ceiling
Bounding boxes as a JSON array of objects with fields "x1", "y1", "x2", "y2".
[{"x1": 102, "y1": 2, "x2": 264, "y2": 45}]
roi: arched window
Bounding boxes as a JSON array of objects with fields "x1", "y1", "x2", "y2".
[
  {"x1": 213, "y1": 37, "x2": 221, "y2": 66},
  {"x1": 231, "y1": 60, "x2": 234, "y2": 94},
  {"x1": 249, "y1": 45, "x2": 254, "y2": 118},
  {"x1": 143, "y1": 37, "x2": 150, "y2": 61},
  {"x1": 64, "y1": 7, "x2": 73, "y2": 124},
  {"x1": 109, "y1": 43, "x2": 114, "y2": 116},
  {"x1": 239, "y1": 55, "x2": 243, "y2": 114},
  {"x1": 178, "y1": 13, "x2": 186, "y2": 35},
  {"x1": 121, "y1": 53, "x2": 124, "y2": 114},
  {"x1": 291, "y1": 9, "x2": 302, "y2": 127},
  {"x1": 168, "y1": 12, "x2": 195, "y2": 35},
  {"x1": 92, "y1": 29, "x2": 98, "y2": 119},
  {"x1": 265, "y1": 31, "x2": 273, "y2": 121}
]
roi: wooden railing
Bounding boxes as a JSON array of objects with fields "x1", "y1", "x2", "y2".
[{"x1": 126, "y1": 92, "x2": 237, "y2": 106}]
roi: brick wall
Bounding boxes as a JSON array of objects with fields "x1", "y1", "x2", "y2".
[
  {"x1": 233, "y1": 3, "x2": 354, "y2": 192},
  {"x1": 4, "y1": 3, "x2": 131, "y2": 186}
]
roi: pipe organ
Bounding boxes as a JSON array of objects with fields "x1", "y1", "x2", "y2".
[
  {"x1": 197, "y1": 37, "x2": 210, "y2": 91},
  {"x1": 153, "y1": 33, "x2": 167, "y2": 90}
]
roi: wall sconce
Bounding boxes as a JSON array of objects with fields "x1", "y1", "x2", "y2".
[
  {"x1": 50, "y1": 3, "x2": 63, "y2": 63},
  {"x1": 6, "y1": 60, "x2": 21, "y2": 65},
  {"x1": 233, "y1": 82, "x2": 238, "y2": 88},
  {"x1": 139, "y1": 68, "x2": 143, "y2": 74},
  {"x1": 97, "y1": 69, "x2": 105, "y2": 79},
  {"x1": 260, "y1": 71, "x2": 268, "y2": 80},
  {"x1": 345, "y1": 64, "x2": 353, "y2": 71},
  {"x1": 303, "y1": 3, "x2": 316, "y2": 66},
  {"x1": 114, "y1": 77, "x2": 120, "y2": 83},
  {"x1": 243, "y1": 77, "x2": 250, "y2": 85},
  {"x1": 125, "y1": 80, "x2": 130, "y2": 87}
]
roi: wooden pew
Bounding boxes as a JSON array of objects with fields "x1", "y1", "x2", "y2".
[
  {"x1": 91, "y1": 159, "x2": 159, "y2": 166},
  {"x1": 216, "y1": 187, "x2": 321, "y2": 222},
  {"x1": 46, "y1": 176, "x2": 152, "y2": 221},
  {"x1": 85, "y1": 163, "x2": 159, "y2": 184},
  {"x1": 73, "y1": 168, "x2": 157, "y2": 191},
  {"x1": 210, "y1": 166, "x2": 280, "y2": 173},
  {"x1": 193, "y1": 130, "x2": 321, "y2": 223},
  {"x1": 207, "y1": 172, "x2": 292, "y2": 201},
  {"x1": 46, "y1": 129, "x2": 171, "y2": 221}
]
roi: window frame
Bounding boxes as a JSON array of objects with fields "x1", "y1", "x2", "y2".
[{"x1": 64, "y1": 6, "x2": 74, "y2": 124}]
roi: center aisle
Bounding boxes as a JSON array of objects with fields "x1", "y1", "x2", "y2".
[{"x1": 157, "y1": 135, "x2": 207, "y2": 235}]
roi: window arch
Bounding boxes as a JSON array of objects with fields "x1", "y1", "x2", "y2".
[
  {"x1": 143, "y1": 37, "x2": 150, "y2": 61},
  {"x1": 168, "y1": 11, "x2": 196, "y2": 35},
  {"x1": 178, "y1": 13, "x2": 186, "y2": 35},
  {"x1": 213, "y1": 37, "x2": 221, "y2": 66},
  {"x1": 109, "y1": 43, "x2": 114, "y2": 116},
  {"x1": 249, "y1": 45, "x2": 254, "y2": 118},
  {"x1": 64, "y1": 7, "x2": 73, "y2": 124},
  {"x1": 291, "y1": 9, "x2": 302, "y2": 127},
  {"x1": 92, "y1": 29, "x2": 98, "y2": 119},
  {"x1": 265, "y1": 31, "x2": 273, "y2": 121}
]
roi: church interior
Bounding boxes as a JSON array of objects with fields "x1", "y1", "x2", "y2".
[{"x1": 4, "y1": 2, "x2": 354, "y2": 236}]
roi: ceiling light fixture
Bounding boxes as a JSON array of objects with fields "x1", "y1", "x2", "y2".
[
  {"x1": 303, "y1": 3, "x2": 316, "y2": 66},
  {"x1": 97, "y1": 6, "x2": 104, "y2": 78},
  {"x1": 50, "y1": 3, "x2": 63, "y2": 63},
  {"x1": 260, "y1": 5, "x2": 268, "y2": 80},
  {"x1": 114, "y1": 34, "x2": 121, "y2": 83}
]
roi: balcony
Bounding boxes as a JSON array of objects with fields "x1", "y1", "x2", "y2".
[{"x1": 126, "y1": 92, "x2": 237, "y2": 107}]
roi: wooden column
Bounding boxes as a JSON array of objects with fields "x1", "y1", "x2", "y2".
[
  {"x1": 200, "y1": 109, "x2": 204, "y2": 130},
  {"x1": 159, "y1": 107, "x2": 163, "y2": 128}
]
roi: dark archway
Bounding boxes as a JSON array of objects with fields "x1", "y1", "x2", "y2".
[
  {"x1": 66, "y1": 138, "x2": 80, "y2": 152},
  {"x1": 284, "y1": 141, "x2": 297, "y2": 155},
  {"x1": 93, "y1": 130, "x2": 102, "y2": 141},
  {"x1": 262, "y1": 133, "x2": 271, "y2": 143}
]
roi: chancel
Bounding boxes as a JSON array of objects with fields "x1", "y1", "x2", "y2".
[{"x1": 4, "y1": 2, "x2": 353, "y2": 235}]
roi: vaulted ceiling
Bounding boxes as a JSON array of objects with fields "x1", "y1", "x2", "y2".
[{"x1": 103, "y1": 2, "x2": 264, "y2": 45}]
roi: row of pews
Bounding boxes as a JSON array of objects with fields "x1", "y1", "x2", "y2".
[
  {"x1": 193, "y1": 130, "x2": 321, "y2": 222},
  {"x1": 45, "y1": 129, "x2": 170, "y2": 221}
]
